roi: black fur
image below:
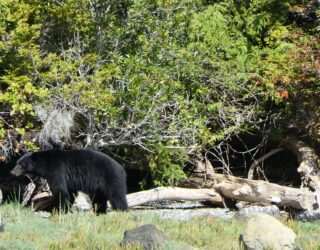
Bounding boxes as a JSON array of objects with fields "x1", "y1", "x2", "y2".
[{"x1": 11, "y1": 149, "x2": 128, "y2": 212}]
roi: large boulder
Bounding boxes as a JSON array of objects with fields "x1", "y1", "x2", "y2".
[
  {"x1": 240, "y1": 214, "x2": 297, "y2": 250},
  {"x1": 121, "y1": 224, "x2": 167, "y2": 250},
  {"x1": 121, "y1": 224, "x2": 197, "y2": 250}
]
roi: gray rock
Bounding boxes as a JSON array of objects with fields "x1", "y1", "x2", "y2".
[
  {"x1": 71, "y1": 191, "x2": 92, "y2": 212},
  {"x1": 296, "y1": 210, "x2": 320, "y2": 222},
  {"x1": 240, "y1": 214, "x2": 296, "y2": 250},
  {"x1": 235, "y1": 205, "x2": 281, "y2": 220},
  {"x1": 121, "y1": 224, "x2": 167, "y2": 250},
  {"x1": 121, "y1": 223, "x2": 197, "y2": 250}
]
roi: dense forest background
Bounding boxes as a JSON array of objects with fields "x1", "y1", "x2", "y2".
[{"x1": 0, "y1": 0, "x2": 319, "y2": 187}]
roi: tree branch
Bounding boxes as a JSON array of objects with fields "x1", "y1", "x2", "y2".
[{"x1": 247, "y1": 148, "x2": 285, "y2": 180}]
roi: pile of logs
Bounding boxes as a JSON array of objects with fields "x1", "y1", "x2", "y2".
[
  {"x1": 1, "y1": 139, "x2": 320, "y2": 213},
  {"x1": 126, "y1": 139, "x2": 320, "y2": 211}
]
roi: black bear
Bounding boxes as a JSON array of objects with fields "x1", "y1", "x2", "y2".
[{"x1": 11, "y1": 149, "x2": 128, "y2": 212}]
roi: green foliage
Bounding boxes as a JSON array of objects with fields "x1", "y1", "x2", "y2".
[
  {"x1": 0, "y1": 0, "x2": 319, "y2": 185},
  {"x1": 23, "y1": 140, "x2": 40, "y2": 151},
  {"x1": 149, "y1": 143, "x2": 188, "y2": 186}
]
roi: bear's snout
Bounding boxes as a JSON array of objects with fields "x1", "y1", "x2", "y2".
[{"x1": 10, "y1": 165, "x2": 24, "y2": 177}]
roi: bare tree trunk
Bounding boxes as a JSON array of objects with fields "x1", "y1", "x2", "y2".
[
  {"x1": 185, "y1": 174, "x2": 318, "y2": 211},
  {"x1": 281, "y1": 139, "x2": 320, "y2": 191},
  {"x1": 126, "y1": 187, "x2": 223, "y2": 207}
]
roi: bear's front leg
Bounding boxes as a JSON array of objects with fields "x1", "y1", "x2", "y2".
[
  {"x1": 48, "y1": 177, "x2": 71, "y2": 212},
  {"x1": 52, "y1": 188, "x2": 71, "y2": 212}
]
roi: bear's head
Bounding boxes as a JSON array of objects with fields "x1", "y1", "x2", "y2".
[{"x1": 10, "y1": 152, "x2": 36, "y2": 177}]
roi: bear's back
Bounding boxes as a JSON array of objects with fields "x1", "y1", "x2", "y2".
[{"x1": 37, "y1": 149, "x2": 123, "y2": 172}]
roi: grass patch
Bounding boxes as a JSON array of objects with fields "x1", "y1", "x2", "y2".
[{"x1": 0, "y1": 203, "x2": 320, "y2": 249}]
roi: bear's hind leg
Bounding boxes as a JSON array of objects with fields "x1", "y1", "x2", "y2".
[
  {"x1": 110, "y1": 195, "x2": 128, "y2": 211},
  {"x1": 110, "y1": 187, "x2": 128, "y2": 211}
]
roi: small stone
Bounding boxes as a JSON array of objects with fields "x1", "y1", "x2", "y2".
[
  {"x1": 121, "y1": 224, "x2": 167, "y2": 250},
  {"x1": 240, "y1": 213, "x2": 296, "y2": 250},
  {"x1": 35, "y1": 211, "x2": 51, "y2": 218}
]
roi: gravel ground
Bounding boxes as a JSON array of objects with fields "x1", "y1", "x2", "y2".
[
  {"x1": 36, "y1": 201, "x2": 236, "y2": 220},
  {"x1": 138, "y1": 208, "x2": 235, "y2": 220}
]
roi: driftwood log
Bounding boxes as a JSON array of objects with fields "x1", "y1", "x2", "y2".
[
  {"x1": 31, "y1": 187, "x2": 223, "y2": 211},
  {"x1": 31, "y1": 192, "x2": 52, "y2": 211},
  {"x1": 186, "y1": 173, "x2": 318, "y2": 211},
  {"x1": 281, "y1": 139, "x2": 320, "y2": 191},
  {"x1": 126, "y1": 187, "x2": 223, "y2": 207},
  {"x1": 246, "y1": 139, "x2": 320, "y2": 192},
  {"x1": 30, "y1": 175, "x2": 318, "y2": 211}
]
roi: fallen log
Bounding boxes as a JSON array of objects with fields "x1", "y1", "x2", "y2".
[
  {"x1": 126, "y1": 187, "x2": 223, "y2": 207},
  {"x1": 31, "y1": 173, "x2": 319, "y2": 211},
  {"x1": 22, "y1": 182, "x2": 36, "y2": 207},
  {"x1": 186, "y1": 174, "x2": 318, "y2": 211},
  {"x1": 31, "y1": 191, "x2": 52, "y2": 211},
  {"x1": 281, "y1": 139, "x2": 320, "y2": 191},
  {"x1": 31, "y1": 187, "x2": 223, "y2": 211}
]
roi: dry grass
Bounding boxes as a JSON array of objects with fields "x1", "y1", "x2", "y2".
[{"x1": 0, "y1": 203, "x2": 320, "y2": 249}]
